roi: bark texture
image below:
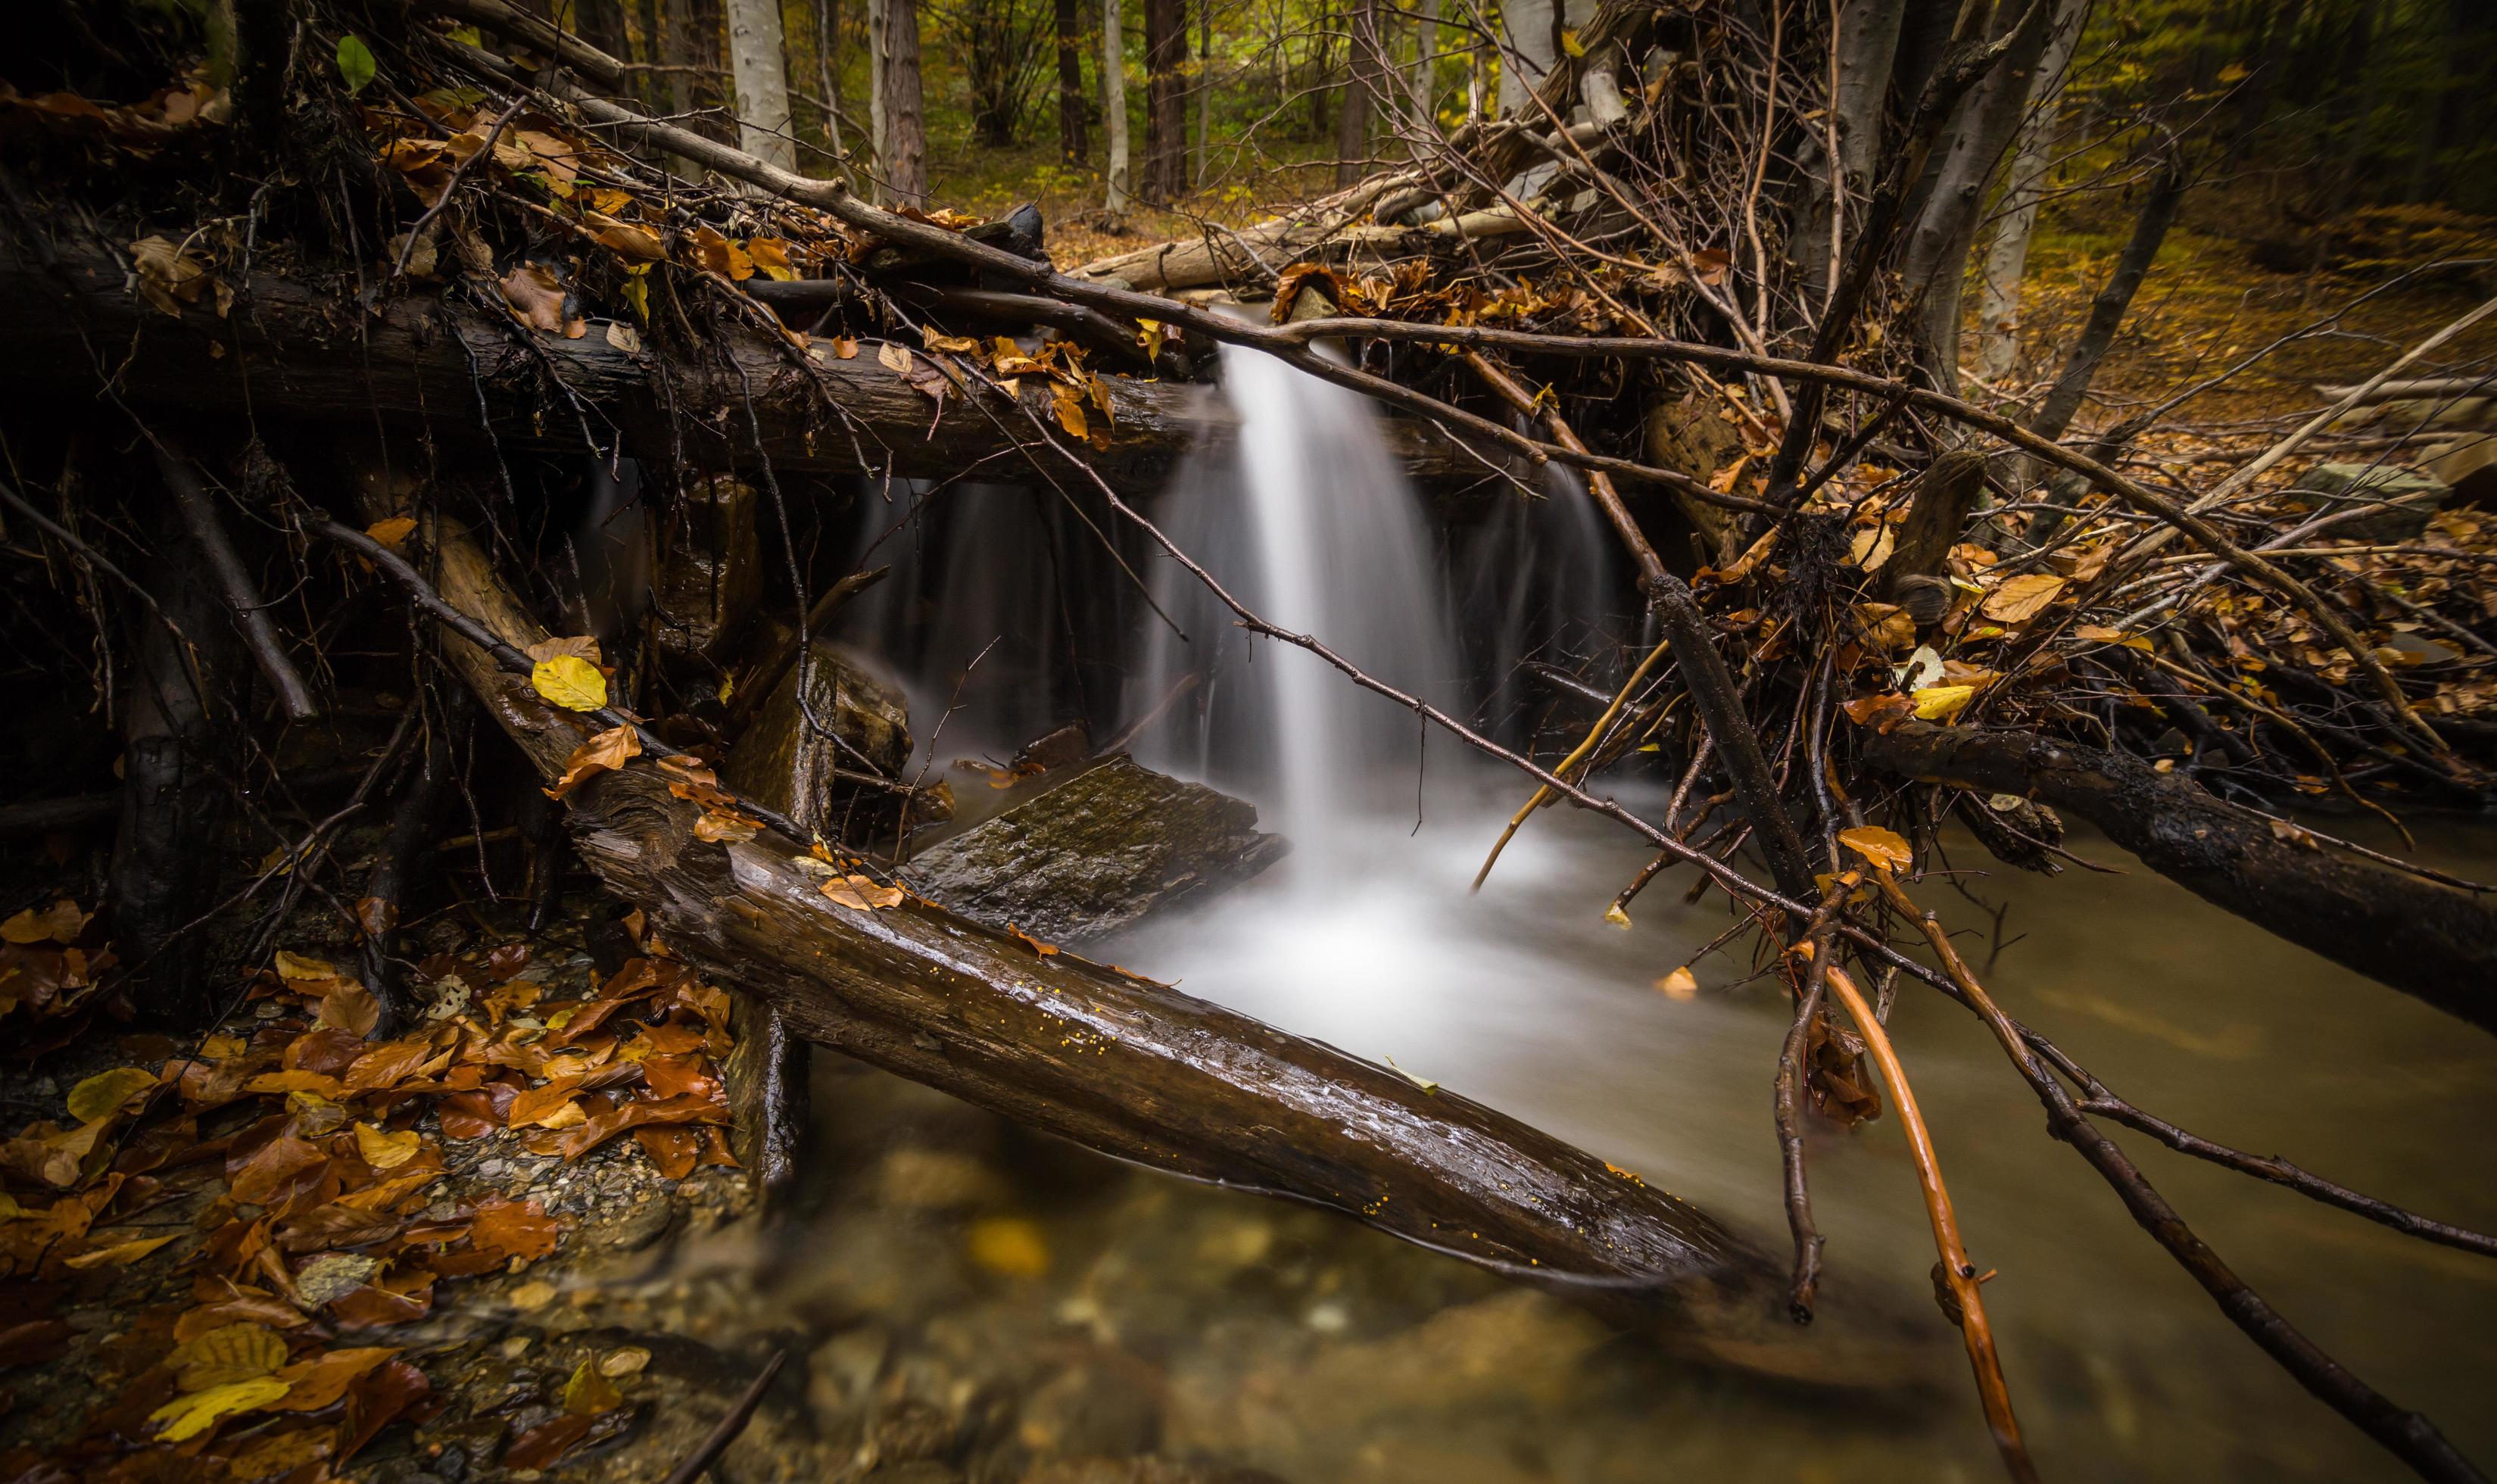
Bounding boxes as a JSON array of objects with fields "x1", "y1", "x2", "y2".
[
  {"x1": 725, "y1": 0, "x2": 797, "y2": 170},
  {"x1": 1862, "y1": 722, "x2": 2497, "y2": 1035}
]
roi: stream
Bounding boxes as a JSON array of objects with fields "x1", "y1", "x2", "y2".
[{"x1": 761, "y1": 342, "x2": 2497, "y2": 1482}]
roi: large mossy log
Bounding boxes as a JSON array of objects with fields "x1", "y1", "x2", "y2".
[
  {"x1": 410, "y1": 521, "x2": 1778, "y2": 1340},
  {"x1": 1863, "y1": 722, "x2": 2497, "y2": 1035},
  {"x1": 0, "y1": 235, "x2": 1479, "y2": 489}
]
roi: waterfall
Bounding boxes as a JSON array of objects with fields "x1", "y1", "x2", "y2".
[
  {"x1": 1127, "y1": 343, "x2": 1459, "y2": 855},
  {"x1": 1453, "y1": 463, "x2": 1626, "y2": 747}
]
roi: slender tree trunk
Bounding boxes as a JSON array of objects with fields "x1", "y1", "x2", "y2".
[
  {"x1": 1900, "y1": 0, "x2": 2060, "y2": 386},
  {"x1": 658, "y1": 0, "x2": 699, "y2": 121},
  {"x1": 1143, "y1": 0, "x2": 1189, "y2": 200},
  {"x1": 1405, "y1": 0, "x2": 1442, "y2": 128},
  {"x1": 724, "y1": 0, "x2": 796, "y2": 170},
  {"x1": 1974, "y1": 0, "x2": 2084, "y2": 382},
  {"x1": 2227, "y1": 0, "x2": 2305, "y2": 158},
  {"x1": 1335, "y1": 0, "x2": 1379, "y2": 187},
  {"x1": 870, "y1": 0, "x2": 927, "y2": 204},
  {"x1": 1057, "y1": 0, "x2": 1090, "y2": 166},
  {"x1": 815, "y1": 0, "x2": 850, "y2": 174},
  {"x1": 866, "y1": 0, "x2": 886, "y2": 173},
  {"x1": 1796, "y1": 0, "x2": 1908, "y2": 307},
  {"x1": 1102, "y1": 0, "x2": 1132, "y2": 209},
  {"x1": 1496, "y1": 0, "x2": 1554, "y2": 116},
  {"x1": 2027, "y1": 154, "x2": 2187, "y2": 441},
  {"x1": 1195, "y1": 0, "x2": 1214, "y2": 185}
]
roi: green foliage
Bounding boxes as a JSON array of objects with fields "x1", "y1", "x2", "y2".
[{"x1": 335, "y1": 33, "x2": 376, "y2": 95}]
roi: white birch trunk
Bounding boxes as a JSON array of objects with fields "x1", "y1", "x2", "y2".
[
  {"x1": 725, "y1": 0, "x2": 797, "y2": 171},
  {"x1": 1975, "y1": 0, "x2": 2085, "y2": 383},
  {"x1": 1103, "y1": 0, "x2": 1133, "y2": 210}
]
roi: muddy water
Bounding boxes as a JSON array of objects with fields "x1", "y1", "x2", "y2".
[{"x1": 768, "y1": 780, "x2": 2497, "y2": 1483}]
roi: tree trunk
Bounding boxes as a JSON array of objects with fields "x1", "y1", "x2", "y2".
[
  {"x1": 1496, "y1": 0, "x2": 1554, "y2": 117},
  {"x1": 1861, "y1": 722, "x2": 2497, "y2": 1037},
  {"x1": 1102, "y1": 0, "x2": 1133, "y2": 209},
  {"x1": 1973, "y1": 0, "x2": 2084, "y2": 383},
  {"x1": 813, "y1": 0, "x2": 850, "y2": 172},
  {"x1": 869, "y1": 0, "x2": 927, "y2": 204},
  {"x1": 111, "y1": 513, "x2": 245, "y2": 1030},
  {"x1": 2226, "y1": 0, "x2": 2305, "y2": 159},
  {"x1": 1056, "y1": 0, "x2": 1090, "y2": 165},
  {"x1": 2026, "y1": 152, "x2": 2187, "y2": 441},
  {"x1": 1334, "y1": 0, "x2": 1380, "y2": 187},
  {"x1": 1899, "y1": 0, "x2": 2060, "y2": 386},
  {"x1": 1796, "y1": 0, "x2": 1908, "y2": 308},
  {"x1": 724, "y1": 0, "x2": 797, "y2": 170},
  {"x1": 1405, "y1": 0, "x2": 1443, "y2": 127},
  {"x1": 1195, "y1": 0, "x2": 1214, "y2": 185},
  {"x1": 1143, "y1": 0, "x2": 1189, "y2": 200}
]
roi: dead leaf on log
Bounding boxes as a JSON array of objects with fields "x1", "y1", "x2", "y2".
[
  {"x1": 1979, "y1": 573, "x2": 2067, "y2": 624},
  {"x1": 549, "y1": 725, "x2": 641, "y2": 799},
  {"x1": 1837, "y1": 826, "x2": 1913, "y2": 871},
  {"x1": 821, "y1": 874, "x2": 903, "y2": 909}
]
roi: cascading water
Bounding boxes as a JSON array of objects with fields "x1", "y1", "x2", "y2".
[
  {"x1": 1127, "y1": 341, "x2": 1459, "y2": 855},
  {"x1": 1453, "y1": 463, "x2": 1627, "y2": 747}
]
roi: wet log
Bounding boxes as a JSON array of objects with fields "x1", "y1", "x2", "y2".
[
  {"x1": 401, "y1": 518, "x2": 1778, "y2": 1340},
  {"x1": 0, "y1": 235, "x2": 1479, "y2": 490},
  {"x1": 1861, "y1": 722, "x2": 2497, "y2": 1035},
  {"x1": 906, "y1": 755, "x2": 1290, "y2": 944}
]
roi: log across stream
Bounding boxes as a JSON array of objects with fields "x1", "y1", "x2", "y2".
[{"x1": 754, "y1": 784, "x2": 2497, "y2": 1480}]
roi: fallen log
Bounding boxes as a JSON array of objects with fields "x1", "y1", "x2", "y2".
[
  {"x1": 391, "y1": 513, "x2": 1785, "y2": 1344},
  {"x1": 1861, "y1": 722, "x2": 2497, "y2": 1035},
  {"x1": 0, "y1": 234, "x2": 1481, "y2": 490}
]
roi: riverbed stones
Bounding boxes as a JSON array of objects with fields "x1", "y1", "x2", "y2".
[{"x1": 905, "y1": 756, "x2": 1288, "y2": 944}]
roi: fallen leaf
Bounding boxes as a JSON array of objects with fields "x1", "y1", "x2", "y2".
[
  {"x1": 603, "y1": 319, "x2": 641, "y2": 354},
  {"x1": 63, "y1": 1233, "x2": 179, "y2": 1269},
  {"x1": 1049, "y1": 380, "x2": 1090, "y2": 440},
  {"x1": 549, "y1": 725, "x2": 641, "y2": 799},
  {"x1": 634, "y1": 1125, "x2": 697, "y2": 1178},
  {"x1": 2, "y1": 898, "x2": 86, "y2": 944},
  {"x1": 1910, "y1": 683, "x2": 1976, "y2": 722},
  {"x1": 878, "y1": 340, "x2": 913, "y2": 376},
  {"x1": 497, "y1": 260, "x2": 570, "y2": 334},
  {"x1": 503, "y1": 1414, "x2": 594, "y2": 1470},
  {"x1": 597, "y1": 1345, "x2": 652, "y2": 1378},
  {"x1": 337, "y1": 1359, "x2": 432, "y2": 1462},
  {"x1": 746, "y1": 237, "x2": 797, "y2": 281},
  {"x1": 821, "y1": 874, "x2": 903, "y2": 910},
  {"x1": 532, "y1": 654, "x2": 609, "y2": 712},
  {"x1": 967, "y1": 1216, "x2": 1049, "y2": 1278},
  {"x1": 129, "y1": 235, "x2": 218, "y2": 316},
  {"x1": 67, "y1": 1066, "x2": 159, "y2": 1123},
  {"x1": 1602, "y1": 903, "x2": 1632, "y2": 928},
  {"x1": 168, "y1": 1322, "x2": 290, "y2": 1391},
  {"x1": 149, "y1": 1376, "x2": 291, "y2": 1442},
  {"x1": 274, "y1": 950, "x2": 345, "y2": 983},
  {"x1": 2268, "y1": 818, "x2": 2323, "y2": 851},
  {"x1": 690, "y1": 224, "x2": 753, "y2": 280},
  {"x1": 1979, "y1": 572, "x2": 2067, "y2": 624},
  {"x1": 269, "y1": 1345, "x2": 398, "y2": 1411},
  {"x1": 1006, "y1": 925, "x2": 1057, "y2": 957},
  {"x1": 353, "y1": 1122, "x2": 422, "y2": 1171},
  {"x1": 1837, "y1": 826, "x2": 1913, "y2": 871},
  {"x1": 364, "y1": 516, "x2": 418, "y2": 550},
  {"x1": 1841, "y1": 694, "x2": 1919, "y2": 732},
  {"x1": 694, "y1": 809, "x2": 764, "y2": 843},
  {"x1": 1655, "y1": 967, "x2": 1699, "y2": 1000},
  {"x1": 563, "y1": 1356, "x2": 623, "y2": 1415},
  {"x1": 468, "y1": 1197, "x2": 559, "y2": 1262},
  {"x1": 316, "y1": 979, "x2": 381, "y2": 1037}
]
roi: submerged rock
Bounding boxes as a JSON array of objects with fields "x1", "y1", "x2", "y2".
[{"x1": 906, "y1": 756, "x2": 1287, "y2": 944}]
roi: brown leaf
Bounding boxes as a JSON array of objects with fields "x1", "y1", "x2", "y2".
[
  {"x1": 503, "y1": 1414, "x2": 594, "y2": 1471},
  {"x1": 497, "y1": 261, "x2": 569, "y2": 334},
  {"x1": 167, "y1": 1323, "x2": 290, "y2": 1392},
  {"x1": 548, "y1": 725, "x2": 642, "y2": 800},
  {"x1": 1979, "y1": 572, "x2": 2068, "y2": 624},
  {"x1": 690, "y1": 224, "x2": 753, "y2": 280},
  {"x1": 821, "y1": 874, "x2": 902, "y2": 910},
  {"x1": 1007, "y1": 926, "x2": 1059, "y2": 959},
  {"x1": 1839, "y1": 694, "x2": 1919, "y2": 734},
  {"x1": 467, "y1": 1197, "x2": 559, "y2": 1263},
  {"x1": 363, "y1": 515, "x2": 418, "y2": 550},
  {"x1": 228, "y1": 1135, "x2": 327, "y2": 1206},
  {"x1": 268, "y1": 1345, "x2": 398, "y2": 1412},
  {"x1": 317, "y1": 980, "x2": 381, "y2": 1038},
  {"x1": 337, "y1": 1358, "x2": 432, "y2": 1463},
  {"x1": 633, "y1": 1125, "x2": 697, "y2": 1179},
  {"x1": 693, "y1": 809, "x2": 764, "y2": 843}
]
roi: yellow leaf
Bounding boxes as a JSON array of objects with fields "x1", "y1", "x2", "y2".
[
  {"x1": 878, "y1": 341, "x2": 913, "y2": 376},
  {"x1": 363, "y1": 515, "x2": 418, "y2": 550},
  {"x1": 924, "y1": 332, "x2": 981, "y2": 354},
  {"x1": 148, "y1": 1376, "x2": 291, "y2": 1442},
  {"x1": 745, "y1": 237, "x2": 796, "y2": 281},
  {"x1": 1655, "y1": 967, "x2": 1698, "y2": 1000},
  {"x1": 1910, "y1": 683, "x2": 1975, "y2": 722},
  {"x1": 1979, "y1": 572, "x2": 2067, "y2": 624},
  {"x1": 1049, "y1": 380, "x2": 1089, "y2": 440},
  {"x1": 1836, "y1": 826, "x2": 1913, "y2": 871},
  {"x1": 690, "y1": 224, "x2": 753, "y2": 280},
  {"x1": 966, "y1": 1216, "x2": 1049, "y2": 1278},
  {"x1": 168, "y1": 1323, "x2": 290, "y2": 1392},
  {"x1": 64, "y1": 1233, "x2": 180, "y2": 1270},
  {"x1": 1561, "y1": 28, "x2": 1585, "y2": 58},
  {"x1": 66, "y1": 1067, "x2": 160, "y2": 1124},
  {"x1": 1602, "y1": 903, "x2": 1632, "y2": 928},
  {"x1": 271, "y1": 950, "x2": 340, "y2": 984},
  {"x1": 532, "y1": 654, "x2": 609, "y2": 712},
  {"x1": 1847, "y1": 522, "x2": 1895, "y2": 572},
  {"x1": 353, "y1": 1122, "x2": 422, "y2": 1171},
  {"x1": 2073, "y1": 623, "x2": 2153, "y2": 652},
  {"x1": 563, "y1": 1356, "x2": 624, "y2": 1415}
]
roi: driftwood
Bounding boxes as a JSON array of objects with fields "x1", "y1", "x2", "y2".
[
  {"x1": 0, "y1": 235, "x2": 1481, "y2": 491},
  {"x1": 396, "y1": 516, "x2": 1781, "y2": 1342},
  {"x1": 1862, "y1": 722, "x2": 2497, "y2": 1035}
]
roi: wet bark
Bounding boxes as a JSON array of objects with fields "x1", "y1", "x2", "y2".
[{"x1": 1861, "y1": 721, "x2": 2497, "y2": 1036}]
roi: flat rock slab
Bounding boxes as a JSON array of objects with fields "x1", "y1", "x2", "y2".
[{"x1": 906, "y1": 756, "x2": 1288, "y2": 944}]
